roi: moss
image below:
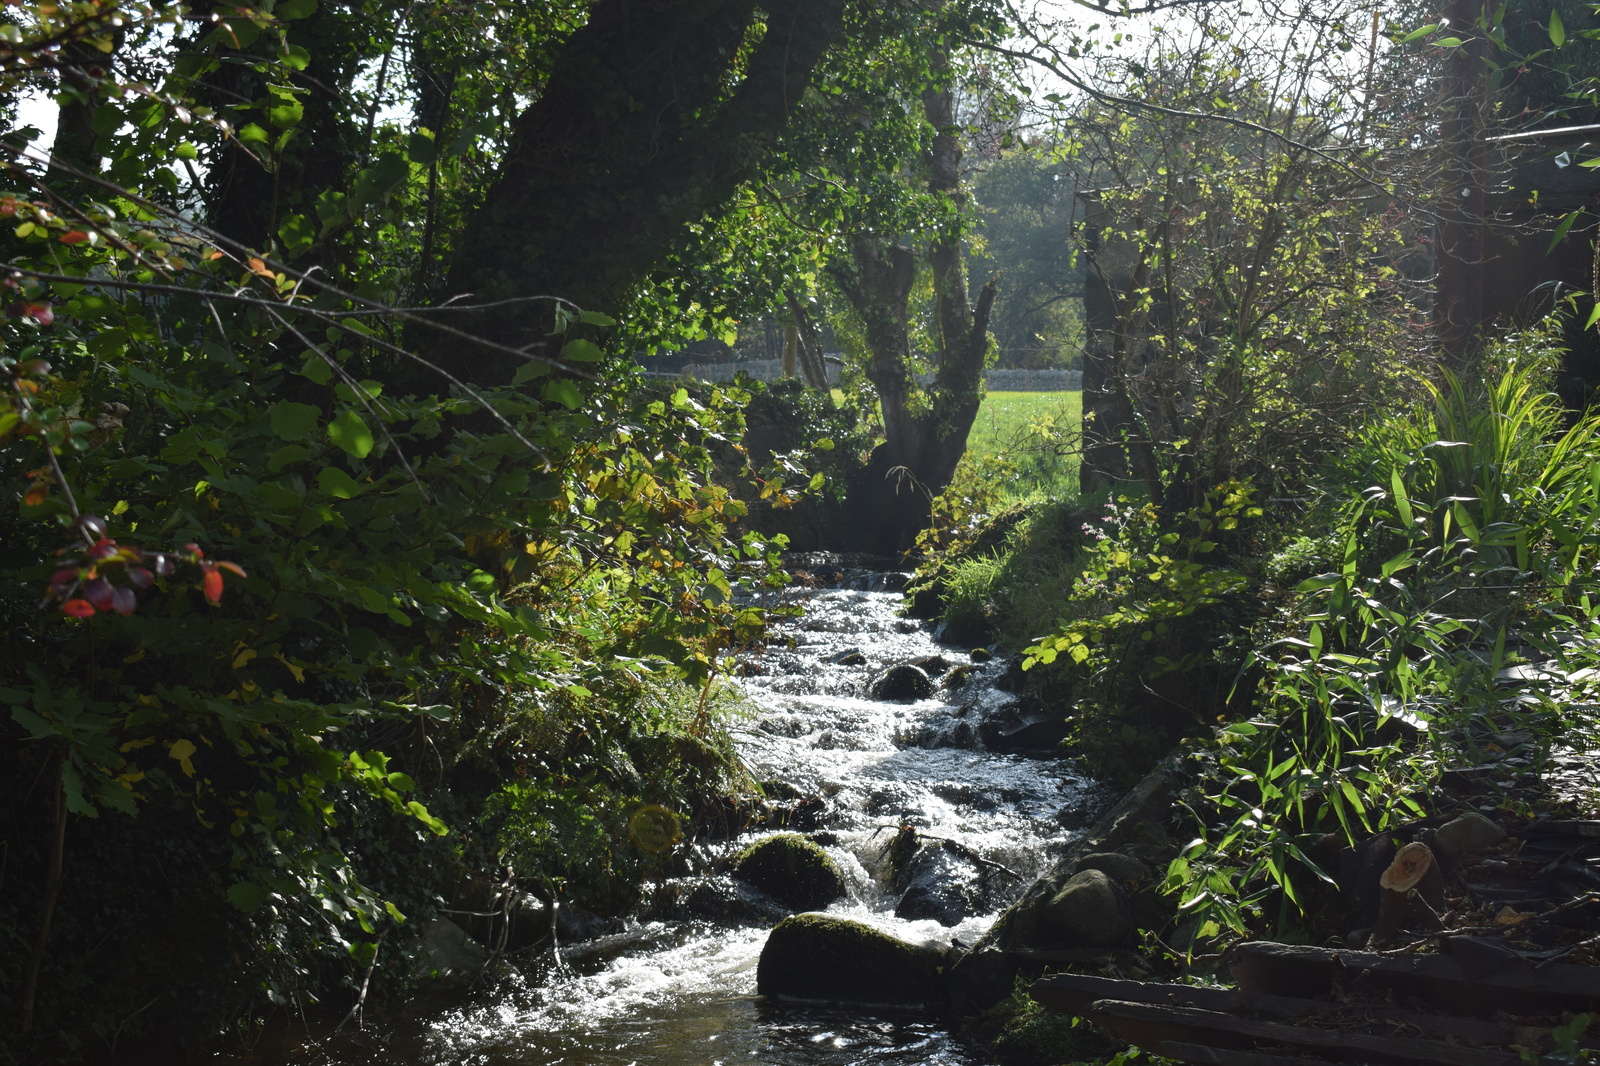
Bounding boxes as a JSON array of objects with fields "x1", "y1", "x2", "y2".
[
  {"x1": 756, "y1": 913, "x2": 947, "y2": 1007},
  {"x1": 731, "y1": 833, "x2": 846, "y2": 911},
  {"x1": 967, "y1": 980, "x2": 1114, "y2": 1066}
]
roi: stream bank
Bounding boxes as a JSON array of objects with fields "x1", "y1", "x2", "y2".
[{"x1": 235, "y1": 559, "x2": 1108, "y2": 1065}]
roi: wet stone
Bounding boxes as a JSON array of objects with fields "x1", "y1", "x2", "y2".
[
  {"x1": 979, "y1": 698, "x2": 1068, "y2": 756},
  {"x1": 895, "y1": 843, "x2": 999, "y2": 927},
  {"x1": 869, "y1": 663, "x2": 935, "y2": 701}
]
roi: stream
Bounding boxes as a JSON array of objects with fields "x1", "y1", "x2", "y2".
[{"x1": 243, "y1": 562, "x2": 1102, "y2": 1065}]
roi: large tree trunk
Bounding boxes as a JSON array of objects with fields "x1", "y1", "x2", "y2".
[
  {"x1": 827, "y1": 79, "x2": 996, "y2": 556},
  {"x1": 422, "y1": 0, "x2": 848, "y2": 385}
]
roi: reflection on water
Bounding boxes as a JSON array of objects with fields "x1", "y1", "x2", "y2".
[{"x1": 240, "y1": 573, "x2": 1097, "y2": 1066}]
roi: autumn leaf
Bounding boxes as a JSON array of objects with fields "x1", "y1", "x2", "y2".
[{"x1": 168, "y1": 738, "x2": 197, "y2": 777}]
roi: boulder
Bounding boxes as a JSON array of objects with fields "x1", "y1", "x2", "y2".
[
  {"x1": 1432, "y1": 811, "x2": 1507, "y2": 864},
  {"x1": 979, "y1": 699, "x2": 1068, "y2": 756},
  {"x1": 731, "y1": 833, "x2": 846, "y2": 911},
  {"x1": 1076, "y1": 851, "x2": 1152, "y2": 884},
  {"x1": 869, "y1": 664, "x2": 934, "y2": 701},
  {"x1": 757, "y1": 914, "x2": 948, "y2": 1008},
  {"x1": 415, "y1": 917, "x2": 490, "y2": 986},
  {"x1": 1040, "y1": 869, "x2": 1129, "y2": 949}
]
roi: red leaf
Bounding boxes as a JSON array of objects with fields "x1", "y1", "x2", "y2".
[
  {"x1": 62, "y1": 599, "x2": 95, "y2": 618},
  {"x1": 111, "y1": 586, "x2": 137, "y2": 616},
  {"x1": 50, "y1": 569, "x2": 78, "y2": 592},
  {"x1": 203, "y1": 568, "x2": 224, "y2": 603},
  {"x1": 128, "y1": 567, "x2": 154, "y2": 589},
  {"x1": 217, "y1": 561, "x2": 246, "y2": 578},
  {"x1": 60, "y1": 230, "x2": 89, "y2": 245},
  {"x1": 25, "y1": 303, "x2": 53, "y2": 327}
]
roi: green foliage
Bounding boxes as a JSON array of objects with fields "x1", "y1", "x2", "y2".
[
  {"x1": 969, "y1": 150, "x2": 1083, "y2": 370},
  {"x1": 1165, "y1": 331, "x2": 1600, "y2": 946},
  {"x1": 0, "y1": 1, "x2": 789, "y2": 1034},
  {"x1": 1013, "y1": 484, "x2": 1262, "y2": 780}
]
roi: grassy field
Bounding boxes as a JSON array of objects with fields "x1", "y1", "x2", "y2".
[{"x1": 964, "y1": 390, "x2": 1081, "y2": 498}]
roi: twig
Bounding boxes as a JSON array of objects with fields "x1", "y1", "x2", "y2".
[{"x1": 331, "y1": 930, "x2": 385, "y2": 1034}]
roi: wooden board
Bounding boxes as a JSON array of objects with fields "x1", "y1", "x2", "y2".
[
  {"x1": 1230, "y1": 940, "x2": 1600, "y2": 1015},
  {"x1": 1085, "y1": 999, "x2": 1525, "y2": 1066},
  {"x1": 1030, "y1": 972, "x2": 1523, "y2": 1048}
]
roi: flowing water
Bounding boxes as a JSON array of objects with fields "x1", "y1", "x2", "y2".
[{"x1": 243, "y1": 564, "x2": 1102, "y2": 1065}]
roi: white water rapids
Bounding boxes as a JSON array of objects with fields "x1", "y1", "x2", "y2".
[{"x1": 242, "y1": 568, "x2": 1102, "y2": 1065}]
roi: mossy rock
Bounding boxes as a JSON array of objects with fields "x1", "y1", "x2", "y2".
[
  {"x1": 731, "y1": 833, "x2": 846, "y2": 911},
  {"x1": 757, "y1": 913, "x2": 948, "y2": 1008}
]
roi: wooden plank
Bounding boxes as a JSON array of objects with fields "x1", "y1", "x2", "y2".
[
  {"x1": 1524, "y1": 820, "x2": 1600, "y2": 839},
  {"x1": 1085, "y1": 999, "x2": 1525, "y2": 1066},
  {"x1": 1030, "y1": 972, "x2": 1515, "y2": 1046},
  {"x1": 1029, "y1": 973, "x2": 1238, "y2": 1016},
  {"x1": 1157, "y1": 1039, "x2": 1342, "y2": 1065},
  {"x1": 1230, "y1": 940, "x2": 1600, "y2": 1016}
]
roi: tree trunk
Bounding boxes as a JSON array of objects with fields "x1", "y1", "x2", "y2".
[
  {"x1": 421, "y1": 0, "x2": 848, "y2": 385},
  {"x1": 827, "y1": 77, "x2": 996, "y2": 556}
]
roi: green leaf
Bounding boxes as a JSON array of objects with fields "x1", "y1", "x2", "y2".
[
  {"x1": 278, "y1": 212, "x2": 316, "y2": 258},
  {"x1": 542, "y1": 379, "x2": 583, "y2": 410},
  {"x1": 1586, "y1": 302, "x2": 1600, "y2": 330},
  {"x1": 512, "y1": 360, "x2": 549, "y2": 386},
  {"x1": 270, "y1": 400, "x2": 321, "y2": 441},
  {"x1": 387, "y1": 771, "x2": 415, "y2": 791},
  {"x1": 267, "y1": 444, "x2": 315, "y2": 472},
  {"x1": 405, "y1": 131, "x2": 436, "y2": 165},
  {"x1": 282, "y1": 44, "x2": 311, "y2": 70},
  {"x1": 266, "y1": 92, "x2": 304, "y2": 128},
  {"x1": 579, "y1": 310, "x2": 616, "y2": 327},
  {"x1": 561, "y1": 338, "x2": 604, "y2": 363},
  {"x1": 300, "y1": 354, "x2": 334, "y2": 384},
  {"x1": 1435, "y1": 36, "x2": 1464, "y2": 46},
  {"x1": 1398, "y1": 23, "x2": 1439, "y2": 43},
  {"x1": 1549, "y1": 209, "x2": 1582, "y2": 252},
  {"x1": 328, "y1": 410, "x2": 374, "y2": 458},
  {"x1": 227, "y1": 881, "x2": 272, "y2": 911},
  {"x1": 1551, "y1": 8, "x2": 1566, "y2": 46},
  {"x1": 237, "y1": 123, "x2": 270, "y2": 145},
  {"x1": 316, "y1": 466, "x2": 363, "y2": 498},
  {"x1": 274, "y1": 0, "x2": 317, "y2": 18}
]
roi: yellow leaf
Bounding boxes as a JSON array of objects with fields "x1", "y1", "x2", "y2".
[
  {"x1": 231, "y1": 646, "x2": 258, "y2": 669},
  {"x1": 169, "y1": 739, "x2": 197, "y2": 777},
  {"x1": 120, "y1": 737, "x2": 156, "y2": 752},
  {"x1": 274, "y1": 653, "x2": 305, "y2": 683},
  {"x1": 115, "y1": 771, "x2": 146, "y2": 788},
  {"x1": 123, "y1": 647, "x2": 146, "y2": 664}
]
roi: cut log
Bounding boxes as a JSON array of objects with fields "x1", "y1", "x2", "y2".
[
  {"x1": 1375, "y1": 842, "x2": 1445, "y2": 943},
  {"x1": 1084, "y1": 998, "x2": 1525, "y2": 1066},
  {"x1": 1231, "y1": 940, "x2": 1600, "y2": 1016}
]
